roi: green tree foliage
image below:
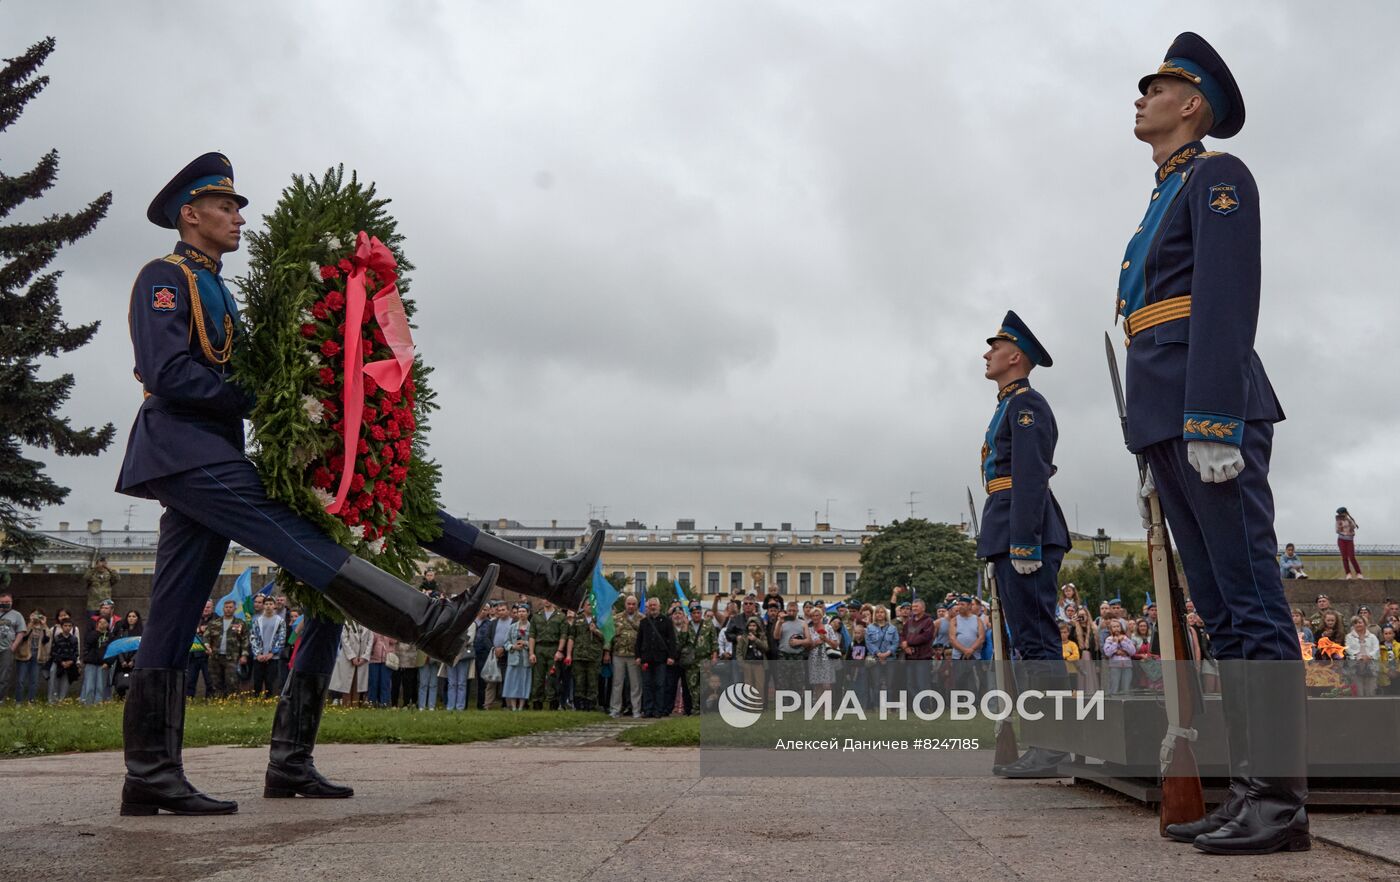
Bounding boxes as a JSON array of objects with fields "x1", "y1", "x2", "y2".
[
  {"x1": 0, "y1": 37, "x2": 113, "y2": 561},
  {"x1": 851, "y1": 519, "x2": 977, "y2": 606}
]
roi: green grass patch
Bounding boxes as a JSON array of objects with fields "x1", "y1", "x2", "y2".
[
  {"x1": 617, "y1": 715, "x2": 701, "y2": 747},
  {"x1": 0, "y1": 698, "x2": 607, "y2": 758}
]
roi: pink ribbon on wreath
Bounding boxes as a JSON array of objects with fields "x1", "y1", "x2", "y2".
[{"x1": 326, "y1": 231, "x2": 416, "y2": 515}]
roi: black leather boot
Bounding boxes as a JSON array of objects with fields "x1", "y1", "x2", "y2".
[
  {"x1": 993, "y1": 665, "x2": 1070, "y2": 778},
  {"x1": 121, "y1": 668, "x2": 238, "y2": 816},
  {"x1": 322, "y1": 557, "x2": 497, "y2": 662},
  {"x1": 1193, "y1": 661, "x2": 1310, "y2": 855},
  {"x1": 265, "y1": 671, "x2": 353, "y2": 799},
  {"x1": 1166, "y1": 665, "x2": 1250, "y2": 842},
  {"x1": 433, "y1": 518, "x2": 604, "y2": 611},
  {"x1": 993, "y1": 745, "x2": 1069, "y2": 778}
]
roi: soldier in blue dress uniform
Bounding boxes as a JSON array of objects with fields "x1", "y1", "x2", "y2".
[
  {"x1": 976, "y1": 311, "x2": 1072, "y2": 778},
  {"x1": 1118, "y1": 35, "x2": 1308, "y2": 854},
  {"x1": 117, "y1": 153, "x2": 605, "y2": 816}
]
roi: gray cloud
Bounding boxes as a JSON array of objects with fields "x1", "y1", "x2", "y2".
[{"x1": 6, "y1": 0, "x2": 1398, "y2": 546}]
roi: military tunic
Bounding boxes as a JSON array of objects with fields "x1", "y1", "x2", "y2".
[
  {"x1": 529, "y1": 609, "x2": 570, "y2": 705},
  {"x1": 566, "y1": 614, "x2": 606, "y2": 706},
  {"x1": 976, "y1": 378, "x2": 1070, "y2": 663},
  {"x1": 1116, "y1": 141, "x2": 1295, "y2": 662}
]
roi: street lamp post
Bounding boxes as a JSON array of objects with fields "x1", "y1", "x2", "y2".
[{"x1": 1092, "y1": 528, "x2": 1111, "y2": 608}]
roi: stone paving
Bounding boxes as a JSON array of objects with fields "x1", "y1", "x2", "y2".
[{"x1": 0, "y1": 738, "x2": 1394, "y2": 882}]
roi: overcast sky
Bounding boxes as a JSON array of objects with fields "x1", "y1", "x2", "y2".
[{"x1": 6, "y1": 0, "x2": 1398, "y2": 548}]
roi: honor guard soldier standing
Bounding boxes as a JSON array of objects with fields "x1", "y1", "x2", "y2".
[
  {"x1": 565, "y1": 598, "x2": 606, "y2": 711},
  {"x1": 117, "y1": 153, "x2": 605, "y2": 816},
  {"x1": 529, "y1": 600, "x2": 569, "y2": 709},
  {"x1": 1119, "y1": 35, "x2": 1308, "y2": 854},
  {"x1": 977, "y1": 311, "x2": 1072, "y2": 778}
]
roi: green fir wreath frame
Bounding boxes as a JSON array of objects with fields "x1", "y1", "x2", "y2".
[{"x1": 235, "y1": 167, "x2": 442, "y2": 620}]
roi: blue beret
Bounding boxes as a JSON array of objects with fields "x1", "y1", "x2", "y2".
[
  {"x1": 987, "y1": 310, "x2": 1053, "y2": 367},
  {"x1": 148, "y1": 152, "x2": 248, "y2": 229},
  {"x1": 1139, "y1": 32, "x2": 1245, "y2": 139}
]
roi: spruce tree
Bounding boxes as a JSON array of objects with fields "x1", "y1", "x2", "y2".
[{"x1": 0, "y1": 37, "x2": 114, "y2": 561}]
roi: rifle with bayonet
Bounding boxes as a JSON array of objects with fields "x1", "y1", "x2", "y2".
[
  {"x1": 968, "y1": 486, "x2": 1019, "y2": 767},
  {"x1": 1105, "y1": 332, "x2": 1205, "y2": 835}
]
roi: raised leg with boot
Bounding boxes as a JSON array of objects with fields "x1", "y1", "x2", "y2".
[{"x1": 426, "y1": 513, "x2": 604, "y2": 611}]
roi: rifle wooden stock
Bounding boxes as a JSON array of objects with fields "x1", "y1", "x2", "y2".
[
  {"x1": 1148, "y1": 496, "x2": 1206, "y2": 835},
  {"x1": 986, "y1": 562, "x2": 1020, "y2": 766}
]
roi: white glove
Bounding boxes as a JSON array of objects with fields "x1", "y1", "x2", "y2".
[
  {"x1": 1137, "y1": 467, "x2": 1154, "y2": 530},
  {"x1": 1011, "y1": 559, "x2": 1042, "y2": 575},
  {"x1": 1187, "y1": 440, "x2": 1245, "y2": 483}
]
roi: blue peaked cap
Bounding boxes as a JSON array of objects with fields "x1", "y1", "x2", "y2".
[
  {"x1": 1139, "y1": 32, "x2": 1245, "y2": 139},
  {"x1": 988, "y1": 310, "x2": 1052, "y2": 368},
  {"x1": 147, "y1": 152, "x2": 247, "y2": 229}
]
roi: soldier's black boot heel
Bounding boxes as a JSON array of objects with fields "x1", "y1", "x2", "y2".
[
  {"x1": 265, "y1": 671, "x2": 353, "y2": 799},
  {"x1": 427, "y1": 513, "x2": 605, "y2": 611},
  {"x1": 322, "y1": 558, "x2": 497, "y2": 662},
  {"x1": 1166, "y1": 667, "x2": 1250, "y2": 842},
  {"x1": 121, "y1": 668, "x2": 238, "y2": 816}
]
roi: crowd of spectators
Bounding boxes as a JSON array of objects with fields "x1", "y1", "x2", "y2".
[{"x1": 3, "y1": 575, "x2": 1399, "y2": 709}]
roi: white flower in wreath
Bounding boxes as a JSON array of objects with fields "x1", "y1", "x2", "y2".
[
  {"x1": 325, "y1": 234, "x2": 345, "y2": 253},
  {"x1": 302, "y1": 395, "x2": 326, "y2": 424},
  {"x1": 311, "y1": 487, "x2": 335, "y2": 508},
  {"x1": 308, "y1": 261, "x2": 321, "y2": 283},
  {"x1": 348, "y1": 525, "x2": 366, "y2": 541},
  {"x1": 367, "y1": 536, "x2": 387, "y2": 555}
]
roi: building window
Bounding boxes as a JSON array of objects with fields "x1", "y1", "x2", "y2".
[
  {"x1": 634, "y1": 572, "x2": 647, "y2": 595},
  {"x1": 775, "y1": 572, "x2": 789, "y2": 594},
  {"x1": 730, "y1": 571, "x2": 744, "y2": 593},
  {"x1": 844, "y1": 572, "x2": 857, "y2": 595},
  {"x1": 543, "y1": 538, "x2": 574, "y2": 551},
  {"x1": 656, "y1": 570, "x2": 670, "y2": 586},
  {"x1": 707, "y1": 571, "x2": 720, "y2": 594},
  {"x1": 511, "y1": 538, "x2": 536, "y2": 549},
  {"x1": 611, "y1": 571, "x2": 625, "y2": 583},
  {"x1": 677, "y1": 571, "x2": 691, "y2": 589},
  {"x1": 799, "y1": 572, "x2": 812, "y2": 595},
  {"x1": 822, "y1": 572, "x2": 835, "y2": 595}
]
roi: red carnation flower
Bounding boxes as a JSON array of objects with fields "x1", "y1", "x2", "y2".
[
  {"x1": 344, "y1": 510, "x2": 360, "y2": 526},
  {"x1": 329, "y1": 455, "x2": 345, "y2": 471},
  {"x1": 356, "y1": 492, "x2": 374, "y2": 510},
  {"x1": 320, "y1": 339, "x2": 341, "y2": 358},
  {"x1": 390, "y1": 465, "x2": 408, "y2": 483},
  {"x1": 318, "y1": 367, "x2": 336, "y2": 386},
  {"x1": 365, "y1": 460, "x2": 381, "y2": 478},
  {"x1": 364, "y1": 374, "x2": 379, "y2": 396},
  {"x1": 357, "y1": 438, "x2": 369, "y2": 456},
  {"x1": 300, "y1": 323, "x2": 318, "y2": 338},
  {"x1": 380, "y1": 444, "x2": 394, "y2": 463},
  {"x1": 396, "y1": 439, "x2": 412, "y2": 458},
  {"x1": 321, "y1": 398, "x2": 338, "y2": 414},
  {"x1": 319, "y1": 265, "x2": 340, "y2": 280},
  {"x1": 311, "y1": 301, "x2": 329, "y2": 320},
  {"x1": 311, "y1": 467, "x2": 334, "y2": 489},
  {"x1": 370, "y1": 425, "x2": 386, "y2": 442},
  {"x1": 338, "y1": 258, "x2": 354, "y2": 274},
  {"x1": 325, "y1": 290, "x2": 345, "y2": 311},
  {"x1": 362, "y1": 406, "x2": 378, "y2": 423},
  {"x1": 372, "y1": 327, "x2": 387, "y2": 345},
  {"x1": 331, "y1": 421, "x2": 345, "y2": 436},
  {"x1": 350, "y1": 474, "x2": 366, "y2": 492}
]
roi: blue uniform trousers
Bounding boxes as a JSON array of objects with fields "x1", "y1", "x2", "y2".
[
  {"x1": 1144, "y1": 424, "x2": 1299, "y2": 661},
  {"x1": 132, "y1": 460, "x2": 485, "y2": 672},
  {"x1": 991, "y1": 545, "x2": 1065, "y2": 663}
]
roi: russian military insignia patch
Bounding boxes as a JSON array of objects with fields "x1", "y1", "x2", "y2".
[
  {"x1": 1208, "y1": 183, "x2": 1240, "y2": 215},
  {"x1": 151, "y1": 286, "x2": 177, "y2": 311},
  {"x1": 1016, "y1": 409, "x2": 1035, "y2": 428}
]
